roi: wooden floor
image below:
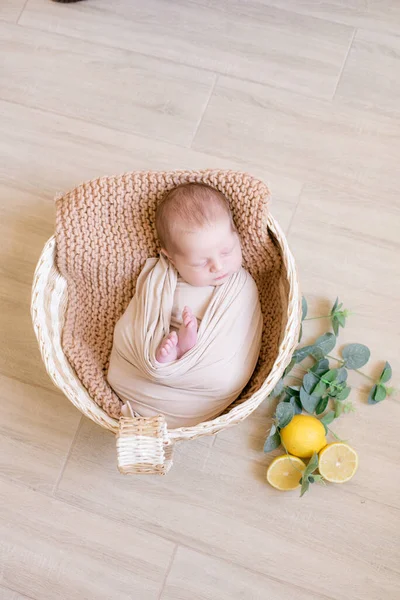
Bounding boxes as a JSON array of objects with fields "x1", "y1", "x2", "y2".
[{"x1": 1, "y1": 1, "x2": 400, "y2": 598}]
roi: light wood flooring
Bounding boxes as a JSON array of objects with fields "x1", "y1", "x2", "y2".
[{"x1": 0, "y1": 1, "x2": 399, "y2": 598}]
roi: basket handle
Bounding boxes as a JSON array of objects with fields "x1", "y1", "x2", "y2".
[{"x1": 116, "y1": 415, "x2": 174, "y2": 475}]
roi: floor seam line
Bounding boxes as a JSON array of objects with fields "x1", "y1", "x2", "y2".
[
  {"x1": 52, "y1": 416, "x2": 83, "y2": 494},
  {"x1": 157, "y1": 544, "x2": 179, "y2": 600},
  {"x1": 332, "y1": 27, "x2": 357, "y2": 99},
  {"x1": 16, "y1": 0, "x2": 29, "y2": 25},
  {"x1": 190, "y1": 74, "x2": 218, "y2": 147}
]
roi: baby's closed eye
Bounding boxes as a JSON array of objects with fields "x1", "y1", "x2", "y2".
[{"x1": 190, "y1": 260, "x2": 208, "y2": 268}]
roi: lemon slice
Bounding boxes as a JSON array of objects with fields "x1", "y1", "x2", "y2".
[
  {"x1": 318, "y1": 442, "x2": 358, "y2": 483},
  {"x1": 266, "y1": 455, "x2": 306, "y2": 491}
]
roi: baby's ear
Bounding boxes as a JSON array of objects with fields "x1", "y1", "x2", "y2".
[{"x1": 161, "y1": 248, "x2": 174, "y2": 264}]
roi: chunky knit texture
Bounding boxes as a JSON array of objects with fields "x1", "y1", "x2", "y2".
[{"x1": 55, "y1": 170, "x2": 283, "y2": 420}]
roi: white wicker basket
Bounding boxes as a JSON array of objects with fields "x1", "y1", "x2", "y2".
[{"x1": 31, "y1": 174, "x2": 300, "y2": 475}]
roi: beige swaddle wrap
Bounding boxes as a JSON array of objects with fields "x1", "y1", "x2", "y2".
[{"x1": 107, "y1": 255, "x2": 262, "y2": 428}]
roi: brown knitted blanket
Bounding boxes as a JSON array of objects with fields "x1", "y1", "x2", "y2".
[{"x1": 55, "y1": 170, "x2": 282, "y2": 420}]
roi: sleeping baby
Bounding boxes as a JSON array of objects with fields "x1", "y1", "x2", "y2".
[{"x1": 107, "y1": 183, "x2": 262, "y2": 428}]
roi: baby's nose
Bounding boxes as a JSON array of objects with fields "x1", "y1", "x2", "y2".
[{"x1": 210, "y1": 260, "x2": 223, "y2": 273}]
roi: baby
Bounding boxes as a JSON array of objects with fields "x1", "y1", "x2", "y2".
[
  {"x1": 108, "y1": 183, "x2": 262, "y2": 427},
  {"x1": 154, "y1": 183, "x2": 243, "y2": 363}
]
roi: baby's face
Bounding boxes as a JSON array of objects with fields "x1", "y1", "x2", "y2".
[{"x1": 166, "y1": 216, "x2": 243, "y2": 287}]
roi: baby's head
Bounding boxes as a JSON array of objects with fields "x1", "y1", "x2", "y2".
[{"x1": 156, "y1": 183, "x2": 242, "y2": 287}]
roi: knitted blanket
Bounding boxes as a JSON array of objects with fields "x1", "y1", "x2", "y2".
[{"x1": 55, "y1": 170, "x2": 282, "y2": 420}]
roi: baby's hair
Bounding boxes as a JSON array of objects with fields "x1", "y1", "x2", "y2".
[{"x1": 156, "y1": 183, "x2": 235, "y2": 253}]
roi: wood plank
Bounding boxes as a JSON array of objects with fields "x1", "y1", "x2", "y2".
[
  {"x1": 336, "y1": 29, "x2": 400, "y2": 117},
  {"x1": 254, "y1": 0, "x2": 400, "y2": 35},
  {"x1": 193, "y1": 75, "x2": 400, "y2": 193},
  {"x1": 0, "y1": 375, "x2": 81, "y2": 493},
  {"x1": 0, "y1": 479, "x2": 174, "y2": 600},
  {"x1": 161, "y1": 546, "x2": 325, "y2": 600},
  {"x1": 20, "y1": 0, "x2": 354, "y2": 99},
  {"x1": 0, "y1": 21, "x2": 215, "y2": 147}
]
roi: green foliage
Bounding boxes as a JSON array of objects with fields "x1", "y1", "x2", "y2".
[
  {"x1": 264, "y1": 297, "x2": 395, "y2": 498},
  {"x1": 330, "y1": 298, "x2": 350, "y2": 336},
  {"x1": 283, "y1": 358, "x2": 296, "y2": 378},
  {"x1": 264, "y1": 425, "x2": 281, "y2": 452},
  {"x1": 341, "y1": 343, "x2": 370, "y2": 370},
  {"x1": 270, "y1": 378, "x2": 284, "y2": 398},
  {"x1": 368, "y1": 362, "x2": 393, "y2": 405},
  {"x1": 313, "y1": 333, "x2": 337, "y2": 357},
  {"x1": 293, "y1": 344, "x2": 315, "y2": 363},
  {"x1": 302, "y1": 296, "x2": 308, "y2": 321},
  {"x1": 320, "y1": 410, "x2": 335, "y2": 433},
  {"x1": 311, "y1": 358, "x2": 329, "y2": 375},
  {"x1": 300, "y1": 453, "x2": 320, "y2": 497},
  {"x1": 379, "y1": 362, "x2": 392, "y2": 384},
  {"x1": 315, "y1": 396, "x2": 329, "y2": 415},
  {"x1": 276, "y1": 403, "x2": 294, "y2": 428}
]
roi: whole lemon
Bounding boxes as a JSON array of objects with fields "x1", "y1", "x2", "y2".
[{"x1": 280, "y1": 414, "x2": 326, "y2": 458}]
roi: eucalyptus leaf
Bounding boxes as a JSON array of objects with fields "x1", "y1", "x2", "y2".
[
  {"x1": 298, "y1": 324, "x2": 303, "y2": 343},
  {"x1": 367, "y1": 385, "x2": 378, "y2": 405},
  {"x1": 342, "y1": 343, "x2": 371, "y2": 370},
  {"x1": 331, "y1": 297, "x2": 339, "y2": 315},
  {"x1": 303, "y1": 453, "x2": 319, "y2": 479},
  {"x1": 312, "y1": 474, "x2": 325, "y2": 485},
  {"x1": 292, "y1": 397, "x2": 303, "y2": 415},
  {"x1": 332, "y1": 315, "x2": 339, "y2": 336},
  {"x1": 286, "y1": 386, "x2": 300, "y2": 397},
  {"x1": 302, "y1": 296, "x2": 308, "y2": 321},
  {"x1": 315, "y1": 396, "x2": 329, "y2": 415},
  {"x1": 276, "y1": 402, "x2": 294, "y2": 428},
  {"x1": 308, "y1": 475, "x2": 315, "y2": 483},
  {"x1": 334, "y1": 400, "x2": 344, "y2": 418},
  {"x1": 264, "y1": 430, "x2": 281, "y2": 453},
  {"x1": 283, "y1": 358, "x2": 296, "y2": 378},
  {"x1": 300, "y1": 478, "x2": 310, "y2": 497},
  {"x1": 284, "y1": 396, "x2": 302, "y2": 414},
  {"x1": 313, "y1": 333, "x2": 337, "y2": 357},
  {"x1": 300, "y1": 387, "x2": 320, "y2": 414},
  {"x1": 374, "y1": 384, "x2": 387, "y2": 403},
  {"x1": 303, "y1": 372, "x2": 319, "y2": 394},
  {"x1": 328, "y1": 381, "x2": 346, "y2": 398},
  {"x1": 320, "y1": 410, "x2": 335, "y2": 427},
  {"x1": 312, "y1": 379, "x2": 328, "y2": 398},
  {"x1": 270, "y1": 424, "x2": 277, "y2": 436},
  {"x1": 293, "y1": 345, "x2": 315, "y2": 363},
  {"x1": 336, "y1": 386, "x2": 351, "y2": 401},
  {"x1": 311, "y1": 347, "x2": 325, "y2": 361},
  {"x1": 336, "y1": 312, "x2": 346, "y2": 327},
  {"x1": 311, "y1": 359, "x2": 330, "y2": 375},
  {"x1": 336, "y1": 367, "x2": 348, "y2": 383},
  {"x1": 321, "y1": 369, "x2": 338, "y2": 383},
  {"x1": 270, "y1": 379, "x2": 284, "y2": 398},
  {"x1": 379, "y1": 361, "x2": 392, "y2": 384}
]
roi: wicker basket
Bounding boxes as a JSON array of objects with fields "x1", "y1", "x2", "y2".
[{"x1": 31, "y1": 171, "x2": 300, "y2": 475}]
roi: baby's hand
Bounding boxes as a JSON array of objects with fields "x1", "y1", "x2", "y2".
[{"x1": 182, "y1": 306, "x2": 197, "y2": 330}]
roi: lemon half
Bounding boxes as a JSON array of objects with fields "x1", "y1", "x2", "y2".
[
  {"x1": 318, "y1": 442, "x2": 359, "y2": 483},
  {"x1": 266, "y1": 455, "x2": 306, "y2": 491}
]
